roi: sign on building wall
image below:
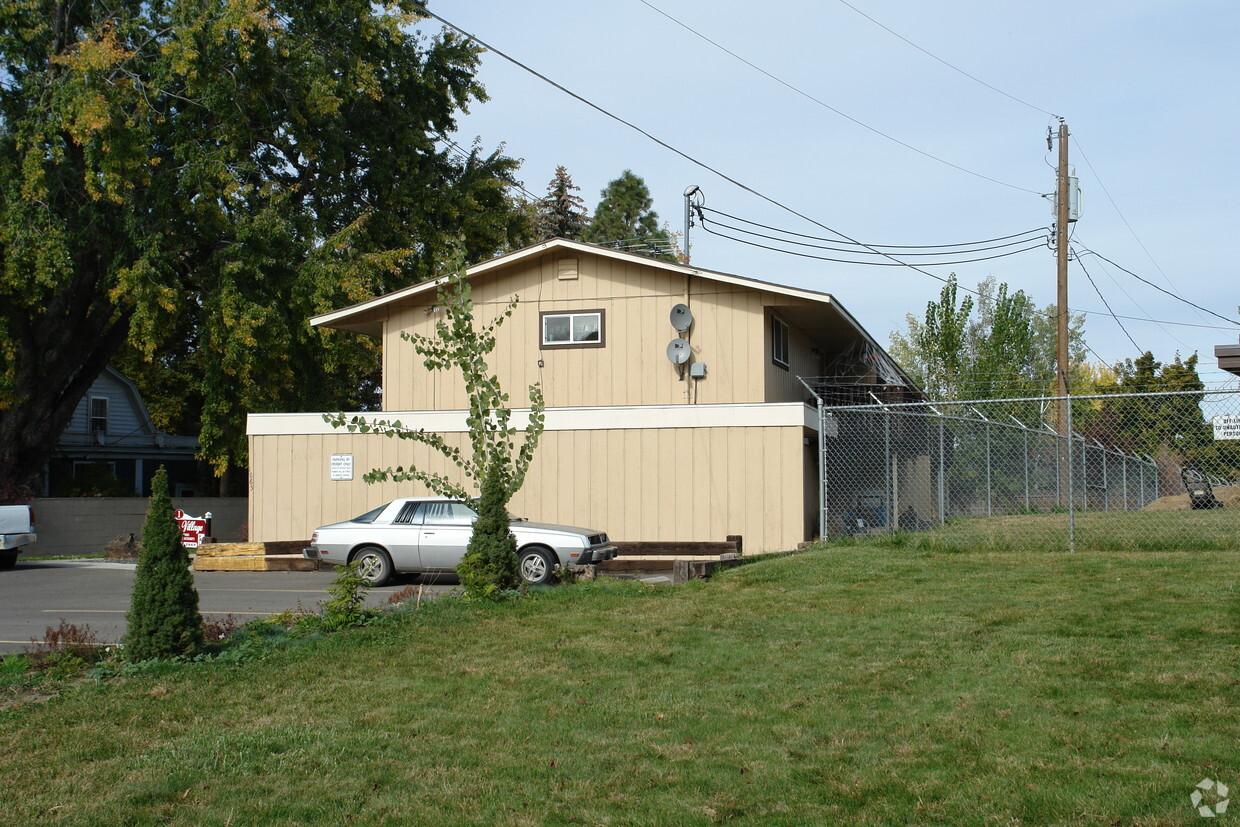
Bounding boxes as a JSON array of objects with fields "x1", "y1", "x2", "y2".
[
  {"x1": 1213, "y1": 415, "x2": 1240, "y2": 441},
  {"x1": 330, "y1": 454, "x2": 354, "y2": 480}
]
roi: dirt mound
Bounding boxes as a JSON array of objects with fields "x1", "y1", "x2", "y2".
[{"x1": 1141, "y1": 485, "x2": 1240, "y2": 511}]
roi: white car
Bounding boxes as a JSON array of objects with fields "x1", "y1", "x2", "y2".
[{"x1": 304, "y1": 497, "x2": 617, "y2": 586}]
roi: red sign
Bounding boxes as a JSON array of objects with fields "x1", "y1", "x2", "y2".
[{"x1": 175, "y1": 509, "x2": 208, "y2": 549}]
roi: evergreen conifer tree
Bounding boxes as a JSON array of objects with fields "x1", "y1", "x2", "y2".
[
  {"x1": 582, "y1": 170, "x2": 677, "y2": 260},
  {"x1": 535, "y1": 166, "x2": 590, "y2": 240},
  {"x1": 457, "y1": 464, "x2": 520, "y2": 597},
  {"x1": 125, "y1": 467, "x2": 203, "y2": 660}
]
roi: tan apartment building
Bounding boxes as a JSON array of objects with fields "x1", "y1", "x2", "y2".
[{"x1": 247, "y1": 238, "x2": 918, "y2": 553}]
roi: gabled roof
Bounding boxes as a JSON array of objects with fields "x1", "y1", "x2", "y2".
[
  {"x1": 311, "y1": 238, "x2": 844, "y2": 335},
  {"x1": 311, "y1": 237, "x2": 918, "y2": 390}
]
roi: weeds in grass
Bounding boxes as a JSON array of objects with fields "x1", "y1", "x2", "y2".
[
  {"x1": 200, "y1": 614, "x2": 242, "y2": 644},
  {"x1": 320, "y1": 564, "x2": 373, "y2": 631},
  {"x1": 26, "y1": 620, "x2": 104, "y2": 666}
]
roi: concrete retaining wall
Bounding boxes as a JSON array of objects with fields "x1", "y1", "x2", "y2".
[{"x1": 26, "y1": 498, "x2": 248, "y2": 558}]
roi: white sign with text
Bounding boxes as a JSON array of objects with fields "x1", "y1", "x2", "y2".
[{"x1": 330, "y1": 454, "x2": 354, "y2": 481}]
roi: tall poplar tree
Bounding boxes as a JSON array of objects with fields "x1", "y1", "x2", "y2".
[{"x1": 0, "y1": 0, "x2": 532, "y2": 495}]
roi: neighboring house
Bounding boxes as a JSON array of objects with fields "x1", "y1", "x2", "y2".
[
  {"x1": 44, "y1": 366, "x2": 201, "y2": 497},
  {"x1": 1216, "y1": 342, "x2": 1240, "y2": 377},
  {"x1": 247, "y1": 238, "x2": 921, "y2": 553}
]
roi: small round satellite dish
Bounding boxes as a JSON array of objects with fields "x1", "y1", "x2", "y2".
[
  {"x1": 670, "y1": 303, "x2": 694, "y2": 332},
  {"x1": 666, "y1": 338, "x2": 691, "y2": 365}
]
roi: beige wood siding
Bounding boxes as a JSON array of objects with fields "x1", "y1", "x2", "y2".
[
  {"x1": 763, "y1": 307, "x2": 823, "y2": 403},
  {"x1": 248, "y1": 423, "x2": 809, "y2": 553},
  {"x1": 378, "y1": 252, "x2": 824, "y2": 412}
]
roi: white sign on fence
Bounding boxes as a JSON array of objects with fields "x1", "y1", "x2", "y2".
[
  {"x1": 330, "y1": 454, "x2": 354, "y2": 481},
  {"x1": 1212, "y1": 415, "x2": 1240, "y2": 441}
]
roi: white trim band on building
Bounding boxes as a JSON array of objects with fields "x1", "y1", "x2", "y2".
[{"x1": 247, "y1": 402, "x2": 819, "y2": 436}]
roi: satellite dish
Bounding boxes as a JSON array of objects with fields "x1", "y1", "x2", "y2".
[
  {"x1": 666, "y1": 338, "x2": 691, "y2": 365},
  {"x1": 670, "y1": 304, "x2": 693, "y2": 332}
]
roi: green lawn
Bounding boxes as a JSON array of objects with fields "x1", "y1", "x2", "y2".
[{"x1": 1, "y1": 545, "x2": 1236, "y2": 824}]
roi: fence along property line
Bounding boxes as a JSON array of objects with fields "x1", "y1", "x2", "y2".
[{"x1": 800, "y1": 385, "x2": 1240, "y2": 551}]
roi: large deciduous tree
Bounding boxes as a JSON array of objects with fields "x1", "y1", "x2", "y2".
[{"x1": 0, "y1": 0, "x2": 533, "y2": 496}]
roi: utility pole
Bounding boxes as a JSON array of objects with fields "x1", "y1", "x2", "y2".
[{"x1": 1054, "y1": 120, "x2": 1071, "y2": 507}]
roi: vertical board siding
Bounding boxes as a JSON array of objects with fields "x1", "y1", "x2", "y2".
[
  {"x1": 250, "y1": 424, "x2": 810, "y2": 553},
  {"x1": 375, "y1": 252, "x2": 808, "y2": 413}
]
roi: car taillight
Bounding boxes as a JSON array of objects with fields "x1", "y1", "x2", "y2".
[
  {"x1": 310, "y1": 531, "x2": 318, "y2": 544},
  {"x1": 28, "y1": 505, "x2": 34, "y2": 530}
]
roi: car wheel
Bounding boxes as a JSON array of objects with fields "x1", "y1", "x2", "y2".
[
  {"x1": 0, "y1": 551, "x2": 16, "y2": 570},
  {"x1": 352, "y1": 546, "x2": 393, "y2": 586},
  {"x1": 518, "y1": 546, "x2": 557, "y2": 586}
]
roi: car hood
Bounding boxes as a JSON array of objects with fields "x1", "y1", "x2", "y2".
[{"x1": 511, "y1": 520, "x2": 605, "y2": 537}]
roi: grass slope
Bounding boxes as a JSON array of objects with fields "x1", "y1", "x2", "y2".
[{"x1": 1, "y1": 547, "x2": 1236, "y2": 824}]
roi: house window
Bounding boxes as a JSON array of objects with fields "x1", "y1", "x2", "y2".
[
  {"x1": 89, "y1": 397, "x2": 109, "y2": 435},
  {"x1": 540, "y1": 310, "x2": 605, "y2": 348},
  {"x1": 771, "y1": 316, "x2": 790, "y2": 369}
]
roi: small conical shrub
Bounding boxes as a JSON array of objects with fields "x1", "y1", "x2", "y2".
[
  {"x1": 125, "y1": 467, "x2": 203, "y2": 660},
  {"x1": 457, "y1": 464, "x2": 519, "y2": 598}
]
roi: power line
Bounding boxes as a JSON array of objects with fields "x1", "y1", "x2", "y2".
[
  {"x1": 1073, "y1": 252, "x2": 1140, "y2": 351},
  {"x1": 699, "y1": 207, "x2": 1048, "y2": 256},
  {"x1": 1070, "y1": 135, "x2": 1198, "y2": 314},
  {"x1": 700, "y1": 206, "x2": 1047, "y2": 250},
  {"x1": 417, "y1": 5, "x2": 966, "y2": 291},
  {"x1": 1073, "y1": 245, "x2": 1240, "y2": 327},
  {"x1": 832, "y1": 0, "x2": 1060, "y2": 119},
  {"x1": 698, "y1": 218, "x2": 1047, "y2": 267},
  {"x1": 637, "y1": 0, "x2": 1041, "y2": 196}
]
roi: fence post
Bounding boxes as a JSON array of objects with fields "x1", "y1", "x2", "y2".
[
  {"x1": 1101, "y1": 443, "x2": 1109, "y2": 512},
  {"x1": 1023, "y1": 426, "x2": 1030, "y2": 512},
  {"x1": 1067, "y1": 399, "x2": 1076, "y2": 552},
  {"x1": 818, "y1": 398, "x2": 828, "y2": 542},
  {"x1": 938, "y1": 418, "x2": 946, "y2": 526},
  {"x1": 985, "y1": 419, "x2": 993, "y2": 517},
  {"x1": 884, "y1": 409, "x2": 892, "y2": 530},
  {"x1": 1122, "y1": 452, "x2": 1129, "y2": 511}
]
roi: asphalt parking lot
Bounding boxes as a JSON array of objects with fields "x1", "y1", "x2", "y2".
[{"x1": 0, "y1": 559, "x2": 453, "y2": 654}]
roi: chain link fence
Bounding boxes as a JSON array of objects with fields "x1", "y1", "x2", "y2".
[{"x1": 806, "y1": 388, "x2": 1240, "y2": 551}]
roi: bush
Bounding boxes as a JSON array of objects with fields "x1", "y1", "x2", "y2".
[
  {"x1": 124, "y1": 467, "x2": 203, "y2": 660},
  {"x1": 320, "y1": 564, "x2": 372, "y2": 631},
  {"x1": 457, "y1": 466, "x2": 520, "y2": 599}
]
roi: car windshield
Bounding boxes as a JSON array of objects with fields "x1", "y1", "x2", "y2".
[{"x1": 351, "y1": 503, "x2": 389, "y2": 524}]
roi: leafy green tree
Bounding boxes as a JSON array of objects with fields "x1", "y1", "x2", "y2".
[
  {"x1": 582, "y1": 170, "x2": 676, "y2": 261},
  {"x1": 889, "y1": 275, "x2": 1087, "y2": 401},
  {"x1": 125, "y1": 467, "x2": 203, "y2": 660},
  {"x1": 0, "y1": 0, "x2": 532, "y2": 495},
  {"x1": 327, "y1": 253, "x2": 545, "y2": 597},
  {"x1": 1074, "y1": 351, "x2": 1240, "y2": 491},
  {"x1": 535, "y1": 166, "x2": 590, "y2": 241}
]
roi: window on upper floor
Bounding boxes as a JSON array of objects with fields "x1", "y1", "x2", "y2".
[
  {"x1": 771, "y1": 315, "x2": 790, "y2": 369},
  {"x1": 541, "y1": 310, "x2": 605, "y2": 348},
  {"x1": 90, "y1": 397, "x2": 109, "y2": 434}
]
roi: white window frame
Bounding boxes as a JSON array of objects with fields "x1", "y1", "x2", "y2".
[
  {"x1": 89, "y1": 396, "x2": 109, "y2": 434},
  {"x1": 540, "y1": 310, "x2": 605, "y2": 349},
  {"x1": 771, "y1": 315, "x2": 790, "y2": 369}
]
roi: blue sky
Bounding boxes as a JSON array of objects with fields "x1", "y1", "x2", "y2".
[{"x1": 434, "y1": 0, "x2": 1239, "y2": 386}]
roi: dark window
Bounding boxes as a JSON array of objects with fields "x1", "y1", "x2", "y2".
[
  {"x1": 352, "y1": 503, "x2": 390, "y2": 524},
  {"x1": 772, "y1": 316, "x2": 790, "y2": 369},
  {"x1": 393, "y1": 502, "x2": 423, "y2": 525}
]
